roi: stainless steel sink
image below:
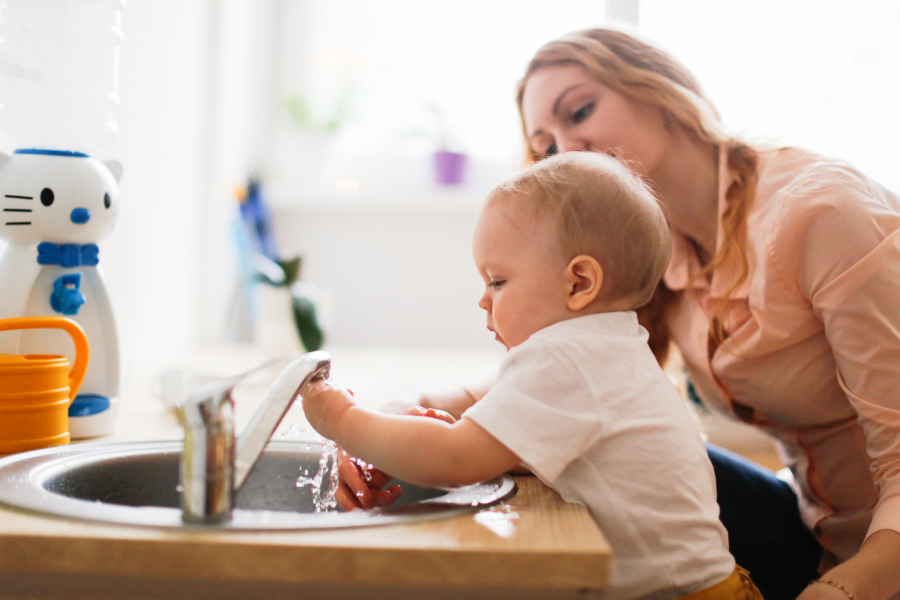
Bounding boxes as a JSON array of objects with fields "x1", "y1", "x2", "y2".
[{"x1": 0, "y1": 440, "x2": 516, "y2": 529}]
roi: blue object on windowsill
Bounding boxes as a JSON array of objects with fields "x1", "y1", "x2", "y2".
[{"x1": 239, "y1": 179, "x2": 279, "y2": 261}]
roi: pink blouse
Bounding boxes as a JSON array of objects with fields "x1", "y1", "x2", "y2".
[{"x1": 664, "y1": 147, "x2": 900, "y2": 568}]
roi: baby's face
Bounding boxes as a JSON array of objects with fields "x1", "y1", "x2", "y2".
[{"x1": 472, "y1": 202, "x2": 571, "y2": 349}]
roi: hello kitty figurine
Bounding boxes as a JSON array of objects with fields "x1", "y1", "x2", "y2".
[{"x1": 0, "y1": 149, "x2": 122, "y2": 438}]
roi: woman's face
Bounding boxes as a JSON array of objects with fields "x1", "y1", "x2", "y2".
[{"x1": 520, "y1": 63, "x2": 671, "y2": 178}]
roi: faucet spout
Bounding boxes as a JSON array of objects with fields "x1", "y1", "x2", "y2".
[
  {"x1": 175, "y1": 351, "x2": 331, "y2": 524},
  {"x1": 234, "y1": 351, "x2": 331, "y2": 489}
]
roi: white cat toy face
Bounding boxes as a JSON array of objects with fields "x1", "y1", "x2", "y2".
[{"x1": 0, "y1": 150, "x2": 122, "y2": 246}]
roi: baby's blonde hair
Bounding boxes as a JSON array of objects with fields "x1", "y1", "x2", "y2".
[{"x1": 486, "y1": 152, "x2": 671, "y2": 309}]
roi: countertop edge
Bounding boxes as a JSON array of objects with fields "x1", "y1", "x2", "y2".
[{"x1": 0, "y1": 477, "x2": 611, "y2": 590}]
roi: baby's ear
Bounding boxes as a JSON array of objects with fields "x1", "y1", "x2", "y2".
[
  {"x1": 566, "y1": 255, "x2": 603, "y2": 311},
  {"x1": 103, "y1": 160, "x2": 123, "y2": 183}
]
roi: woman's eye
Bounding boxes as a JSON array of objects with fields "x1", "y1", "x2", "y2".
[
  {"x1": 572, "y1": 102, "x2": 594, "y2": 124},
  {"x1": 542, "y1": 144, "x2": 557, "y2": 158}
]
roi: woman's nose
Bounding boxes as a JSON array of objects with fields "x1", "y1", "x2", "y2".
[{"x1": 555, "y1": 132, "x2": 590, "y2": 155}]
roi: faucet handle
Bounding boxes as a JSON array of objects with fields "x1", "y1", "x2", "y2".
[{"x1": 234, "y1": 351, "x2": 331, "y2": 489}]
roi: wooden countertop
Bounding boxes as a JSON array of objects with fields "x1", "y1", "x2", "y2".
[{"x1": 0, "y1": 346, "x2": 611, "y2": 599}]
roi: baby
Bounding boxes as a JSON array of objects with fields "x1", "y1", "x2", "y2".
[{"x1": 301, "y1": 152, "x2": 760, "y2": 600}]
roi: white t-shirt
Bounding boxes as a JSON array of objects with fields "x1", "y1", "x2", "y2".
[{"x1": 464, "y1": 312, "x2": 735, "y2": 600}]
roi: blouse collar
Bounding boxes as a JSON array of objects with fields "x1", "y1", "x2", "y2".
[{"x1": 663, "y1": 145, "x2": 753, "y2": 301}]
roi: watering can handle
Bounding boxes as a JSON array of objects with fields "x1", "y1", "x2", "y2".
[{"x1": 0, "y1": 317, "x2": 90, "y2": 402}]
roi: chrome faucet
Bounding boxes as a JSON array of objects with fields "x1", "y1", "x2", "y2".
[{"x1": 174, "y1": 351, "x2": 331, "y2": 524}]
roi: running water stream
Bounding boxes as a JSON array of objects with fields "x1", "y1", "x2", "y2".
[{"x1": 281, "y1": 423, "x2": 340, "y2": 513}]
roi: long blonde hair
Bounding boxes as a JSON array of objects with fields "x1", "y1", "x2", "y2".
[{"x1": 516, "y1": 27, "x2": 758, "y2": 364}]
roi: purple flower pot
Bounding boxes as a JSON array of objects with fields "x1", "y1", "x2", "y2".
[{"x1": 433, "y1": 150, "x2": 467, "y2": 185}]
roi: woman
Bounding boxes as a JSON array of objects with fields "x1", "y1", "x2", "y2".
[{"x1": 338, "y1": 28, "x2": 900, "y2": 600}]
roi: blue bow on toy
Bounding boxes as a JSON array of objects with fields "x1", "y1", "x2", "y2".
[{"x1": 37, "y1": 242, "x2": 99, "y2": 267}]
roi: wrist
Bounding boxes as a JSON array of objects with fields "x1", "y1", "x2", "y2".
[
  {"x1": 808, "y1": 580, "x2": 857, "y2": 600},
  {"x1": 817, "y1": 530, "x2": 900, "y2": 600},
  {"x1": 303, "y1": 387, "x2": 354, "y2": 441}
]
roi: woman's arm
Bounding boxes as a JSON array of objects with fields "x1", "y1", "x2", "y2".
[
  {"x1": 303, "y1": 379, "x2": 519, "y2": 488},
  {"x1": 773, "y1": 171, "x2": 900, "y2": 598},
  {"x1": 799, "y1": 529, "x2": 900, "y2": 600}
]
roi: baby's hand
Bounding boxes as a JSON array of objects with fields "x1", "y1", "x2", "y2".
[
  {"x1": 300, "y1": 378, "x2": 355, "y2": 442},
  {"x1": 335, "y1": 450, "x2": 402, "y2": 511},
  {"x1": 406, "y1": 406, "x2": 457, "y2": 424},
  {"x1": 334, "y1": 403, "x2": 457, "y2": 510}
]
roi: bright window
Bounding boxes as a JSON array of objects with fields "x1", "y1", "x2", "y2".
[
  {"x1": 640, "y1": 0, "x2": 900, "y2": 192},
  {"x1": 271, "y1": 0, "x2": 899, "y2": 201},
  {"x1": 269, "y1": 0, "x2": 610, "y2": 200}
]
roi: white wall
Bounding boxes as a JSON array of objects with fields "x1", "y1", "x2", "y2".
[
  {"x1": 100, "y1": 0, "x2": 211, "y2": 377},
  {"x1": 272, "y1": 199, "x2": 495, "y2": 350},
  {"x1": 100, "y1": 0, "x2": 278, "y2": 375}
]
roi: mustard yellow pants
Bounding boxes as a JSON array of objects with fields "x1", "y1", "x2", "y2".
[{"x1": 679, "y1": 566, "x2": 764, "y2": 600}]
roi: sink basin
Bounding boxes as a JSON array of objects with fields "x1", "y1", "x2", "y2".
[{"x1": 0, "y1": 440, "x2": 516, "y2": 530}]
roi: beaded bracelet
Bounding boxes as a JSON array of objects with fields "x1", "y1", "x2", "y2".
[{"x1": 808, "y1": 579, "x2": 856, "y2": 600}]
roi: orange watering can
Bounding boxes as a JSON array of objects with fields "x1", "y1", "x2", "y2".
[{"x1": 0, "y1": 317, "x2": 89, "y2": 454}]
